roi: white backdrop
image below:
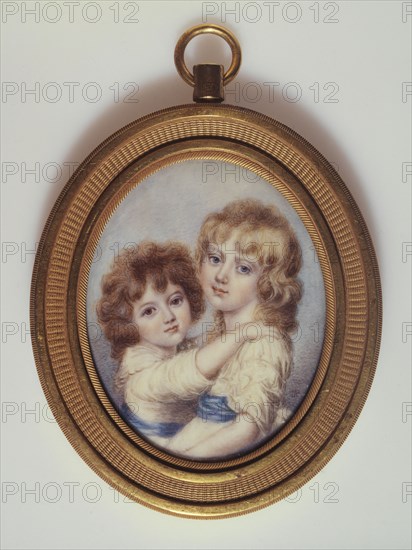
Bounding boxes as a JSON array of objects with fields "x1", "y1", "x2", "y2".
[{"x1": 2, "y1": 1, "x2": 411, "y2": 549}]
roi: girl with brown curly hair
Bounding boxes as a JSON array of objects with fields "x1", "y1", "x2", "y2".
[
  {"x1": 168, "y1": 199, "x2": 302, "y2": 459},
  {"x1": 97, "y1": 240, "x2": 252, "y2": 448}
]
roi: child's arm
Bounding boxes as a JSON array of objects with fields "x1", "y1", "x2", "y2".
[
  {"x1": 195, "y1": 322, "x2": 268, "y2": 380},
  {"x1": 124, "y1": 327, "x2": 253, "y2": 403},
  {"x1": 124, "y1": 323, "x2": 270, "y2": 403}
]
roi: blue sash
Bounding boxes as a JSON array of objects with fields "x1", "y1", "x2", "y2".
[
  {"x1": 196, "y1": 393, "x2": 237, "y2": 423},
  {"x1": 120, "y1": 403, "x2": 183, "y2": 438}
]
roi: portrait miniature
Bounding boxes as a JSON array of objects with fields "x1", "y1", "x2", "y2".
[{"x1": 87, "y1": 161, "x2": 326, "y2": 460}]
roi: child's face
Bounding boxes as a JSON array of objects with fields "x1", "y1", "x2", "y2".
[
  {"x1": 132, "y1": 281, "x2": 192, "y2": 354},
  {"x1": 200, "y1": 232, "x2": 263, "y2": 317}
]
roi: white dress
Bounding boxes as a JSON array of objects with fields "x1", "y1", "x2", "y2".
[
  {"x1": 120, "y1": 344, "x2": 212, "y2": 446},
  {"x1": 167, "y1": 331, "x2": 292, "y2": 459}
]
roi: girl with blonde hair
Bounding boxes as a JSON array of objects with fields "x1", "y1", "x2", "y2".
[{"x1": 168, "y1": 199, "x2": 302, "y2": 459}]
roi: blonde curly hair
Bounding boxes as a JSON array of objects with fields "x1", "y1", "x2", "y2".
[{"x1": 196, "y1": 198, "x2": 302, "y2": 346}]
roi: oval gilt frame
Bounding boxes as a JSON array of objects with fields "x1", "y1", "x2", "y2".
[{"x1": 30, "y1": 104, "x2": 381, "y2": 518}]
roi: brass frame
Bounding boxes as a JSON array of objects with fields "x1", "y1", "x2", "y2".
[{"x1": 31, "y1": 104, "x2": 381, "y2": 518}]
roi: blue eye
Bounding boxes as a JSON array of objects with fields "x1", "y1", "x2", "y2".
[
  {"x1": 237, "y1": 265, "x2": 251, "y2": 275},
  {"x1": 209, "y1": 255, "x2": 221, "y2": 264}
]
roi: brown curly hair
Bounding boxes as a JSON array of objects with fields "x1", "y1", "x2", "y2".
[
  {"x1": 196, "y1": 199, "x2": 302, "y2": 344},
  {"x1": 96, "y1": 241, "x2": 205, "y2": 361}
]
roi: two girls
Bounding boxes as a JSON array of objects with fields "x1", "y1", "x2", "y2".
[{"x1": 97, "y1": 199, "x2": 302, "y2": 458}]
